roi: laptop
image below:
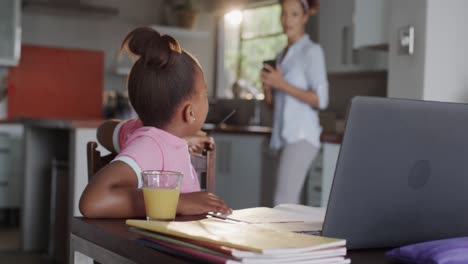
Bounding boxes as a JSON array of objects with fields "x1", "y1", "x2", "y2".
[{"x1": 321, "y1": 96, "x2": 468, "y2": 249}]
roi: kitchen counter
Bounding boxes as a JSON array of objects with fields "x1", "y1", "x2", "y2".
[
  {"x1": 2, "y1": 118, "x2": 344, "y2": 143},
  {"x1": 1, "y1": 118, "x2": 102, "y2": 129},
  {"x1": 202, "y1": 123, "x2": 272, "y2": 135},
  {"x1": 203, "y1": 123, "x2": 343, "y2": 144}
]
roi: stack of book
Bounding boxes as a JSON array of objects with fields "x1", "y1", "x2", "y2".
[{"x1": 127, "y1": 206, "x2": 349, "y2": 264}]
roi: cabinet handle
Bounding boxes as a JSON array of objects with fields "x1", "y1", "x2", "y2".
[{"x1": 342, "y1": 26, "x2": 349, "y2": 65}]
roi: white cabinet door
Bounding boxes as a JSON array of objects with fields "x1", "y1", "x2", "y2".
[
  {"x1": 306, "y1": 147, "x2": 323, "y2": 207},
  {"x1": 0, "y1": 124, "x2": 24, "y2": 208},
  {"x1": 321, "y1": 143, "x2": 340, "y2": 207},
  {"x1": 213, "y1": 134, "x2": 267, "y2": 209},
  {"x1": 318, "y1": 0, "x2": 387, "y2": 73},
  {"x1": 0, "y1": 0, "x2": 21, "y2": 66},
  {"x1": 353, "y1": 0, "x2": 389, "y2": 48},
  {"x1": 71, "y1": 128, "x2": 109, "y2": 217}
]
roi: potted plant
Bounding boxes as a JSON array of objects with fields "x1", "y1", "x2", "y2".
[{"x1": 173, "y1": 0, "x2": 197, "y2": 29}]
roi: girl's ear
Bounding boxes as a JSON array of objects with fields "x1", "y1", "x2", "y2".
[
  {"x1": 308, "y1": 7, "x2": 318, "y2": 15},
  {"x1": 302, "y1": 12, "x2": 310, "y2": 25},
  {"x1": 183, "y1": 103, "x2": 196, "y2": 124}
]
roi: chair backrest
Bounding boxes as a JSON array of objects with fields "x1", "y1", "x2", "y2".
[{"x1": 86, "y1": 141, "x2": 216, "y2": 193}]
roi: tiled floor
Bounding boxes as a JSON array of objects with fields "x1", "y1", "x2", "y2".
[{"x1": 0, "y1": 227, "x2": 53, "y2": 264}]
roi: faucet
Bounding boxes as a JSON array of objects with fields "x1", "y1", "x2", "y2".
[
  {"x1": 250, "y1": 99, "x2": 261, "y2": 126},
  {"x1": 245, "y1": 85, "x2": 261, "y2": 126}
]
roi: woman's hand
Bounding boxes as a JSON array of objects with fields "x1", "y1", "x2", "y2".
[
  {"x1": 184, "y1": 132, "x2": 215, "y2": 154},
  {"x1": 260, "y1": 64, "x2": 287, "y2": 90},
  {"x1": 177, "y1": 192, "x2": 232, "y2": 215},
  {"x1": 262, "y1": 82, "x2": 272, "y2": 94},
  {"x1": 262, "y1": 82, "x2": 273, "y2": 107}
]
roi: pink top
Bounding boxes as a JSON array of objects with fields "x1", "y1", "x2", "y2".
[{"x1": 112, "y1": 118, "x2": 200, "y2": 193}]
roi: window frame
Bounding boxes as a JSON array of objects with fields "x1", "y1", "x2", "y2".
[{"x1": 216, "y1": 0, "x2": 284, "y2": 99}]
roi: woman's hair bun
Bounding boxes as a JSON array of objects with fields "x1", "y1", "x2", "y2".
[{"x1": 121, "y1": 27, "x2": 182, "y2": 69}]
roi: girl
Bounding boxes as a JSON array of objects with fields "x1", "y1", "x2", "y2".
[
  {"x1": 80, "y1": 27, "x2": 230, "y2": 218},
  {"x1": 261, "y1": 0, "x2": 328, "y2": 205}
]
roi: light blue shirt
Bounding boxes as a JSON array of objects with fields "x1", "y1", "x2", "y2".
[{"x1": 270, "y1": 34, "x2": 329, "y2": 150}]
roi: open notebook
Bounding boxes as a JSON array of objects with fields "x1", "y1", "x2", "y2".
[
  {"x1": 126, "y1": 218, "x2": 343, "y2": 255},
  {"x1": 127, "y1": 205, "x2": 348, "y2": 263},
  {"x1": 208, "y1": 204, "x2": 326, "y2": 233}
]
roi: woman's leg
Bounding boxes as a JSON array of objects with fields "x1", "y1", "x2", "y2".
[{"x1": 274, "y1": 140, "x2": 319, "y2": 205}]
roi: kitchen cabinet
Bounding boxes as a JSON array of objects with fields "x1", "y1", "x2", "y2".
[
  {"x1": 353, "y1": 0, "x2": 390, "y2": 48},
  {"x1": 213, "y1": 132, "x2": 341, "y2": 209},
  {"x1": 306, "y1": 143, "x2": 341, "y2": 207},
  {"x1": 0, "y1": 0, "x2": 21, "y2": 66},
  {"x1": 0, "y1": 124, "x2": 23, "y2": 209},
  {"x1": 321, "y1": 143, "x2": 340, "y2": 207},
  {"x1": 318, "y1": 0, "x2": 388, "y2": 73},
  {"x1": 305, "y1": 148, "x2": 323, "y2": 207},
  {"x1": 212, "y1": 133, "x2": 273, "y2": 209},
  {"x1": 20, "y1": 120, "x2": 109, "y2": 263}
]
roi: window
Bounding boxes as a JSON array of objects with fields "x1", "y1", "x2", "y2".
[{"x1": 217, "y1": 3, "x2": 286, "y2": 99}]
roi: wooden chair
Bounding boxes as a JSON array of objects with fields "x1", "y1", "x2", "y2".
[{"x1": 86, "y1": 141, "x2": 216, "y2": 192}]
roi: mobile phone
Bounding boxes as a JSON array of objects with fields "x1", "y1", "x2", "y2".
[{"x1": 262, "y1": 59, "x2": 276, "y2": 71}]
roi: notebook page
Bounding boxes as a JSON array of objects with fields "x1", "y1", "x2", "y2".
[
  {"x1": 274, "y1": 204, "x2": 326, "y2": 223},
  {"x1": 210, "y1": 207, "x2": 309, "y2": 224}
]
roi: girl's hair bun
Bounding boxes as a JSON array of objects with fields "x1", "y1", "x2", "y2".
[{"x1": 121, "y1": 27, "x2": 182, "y2": 69}]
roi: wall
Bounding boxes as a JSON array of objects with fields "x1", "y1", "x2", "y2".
[
  {"x1": 387, "y1": 0, "x2": 427, "y2": 100},
  {"x1": 328, "y1": 71, "x2": 387, "y2": 119},
  {"x1": 388, "y1": 0, "x2": 468, "y2": 103},
  {"x1": 21, "y1": 0, "x2": 163, "y2": 93},
  {"x1": 20, "y1": 0, "x2": 216, "y2": 93},
  {"x1": 423, "y1": 0, "x2": 468, "y2": 102}
]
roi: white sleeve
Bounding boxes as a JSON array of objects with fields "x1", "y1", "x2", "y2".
[
  {"x1": 111, "y1": 156, "x2": 143, "y2": 188},
  {"x1": 112, "y1": 121, "x2": 125, "y2": 153},
  {"x1": 305, "y1": 45, "x2": 329, "y2": 110}
]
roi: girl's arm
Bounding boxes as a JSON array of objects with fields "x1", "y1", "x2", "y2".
[
  {"x1": 96, "y1": 119, "x2": 121, "y2": 153},
  {"x1": 79, "y1": 161, "x2": 231, "y2": 218},
  {"x1": 79, "y1": 161, "x2": 145, "y2": 218}
]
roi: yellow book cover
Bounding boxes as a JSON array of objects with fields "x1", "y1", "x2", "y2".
[{"x1": 126, "y1": 218, "x2": 345, "y2": 255}]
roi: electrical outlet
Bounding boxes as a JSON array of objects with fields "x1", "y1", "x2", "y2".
[{"x1": 398, "y1": 26, "x2": 415, "y2": 55}]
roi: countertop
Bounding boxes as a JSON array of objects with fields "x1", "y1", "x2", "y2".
[
  {"x1": 1, "y1": 118, "x2": 343, "y2": 144},
  {"x1": 203, "y1": 123, "x2": 343, "y2": 144},
  {"x1": 202, "y1": 123, "x2": 272, "y2": 135},
  {"x1": 0, "y1": 118, "x2": 104, "y2": 129}
]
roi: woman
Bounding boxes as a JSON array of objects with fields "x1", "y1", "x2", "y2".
[{"x1": 261, "y1": 0, "x2": 328, "y2": 205}]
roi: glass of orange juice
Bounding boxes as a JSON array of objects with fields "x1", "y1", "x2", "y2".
[{"x1": 141, "y1": 170, "x2": 183, "y2": 221}]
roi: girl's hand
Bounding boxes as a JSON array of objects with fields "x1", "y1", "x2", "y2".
[
  {"x1": 260, "y1": 64, "x2": 287, "y2": 90},
  {"x1": 177, "y1": 192, "x2": 232, "y2": 215},
  {"x1": 185, "y1": 134, "x2": 215, "y2": 154}
]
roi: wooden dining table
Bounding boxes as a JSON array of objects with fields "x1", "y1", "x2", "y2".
[{"x1": 70, "y1": 217, "x2": 399, "y2": 264}]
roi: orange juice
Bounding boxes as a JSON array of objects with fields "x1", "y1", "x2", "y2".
[{"x1": 143, "y1": 187, "x2": 180, "y2": 220}]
